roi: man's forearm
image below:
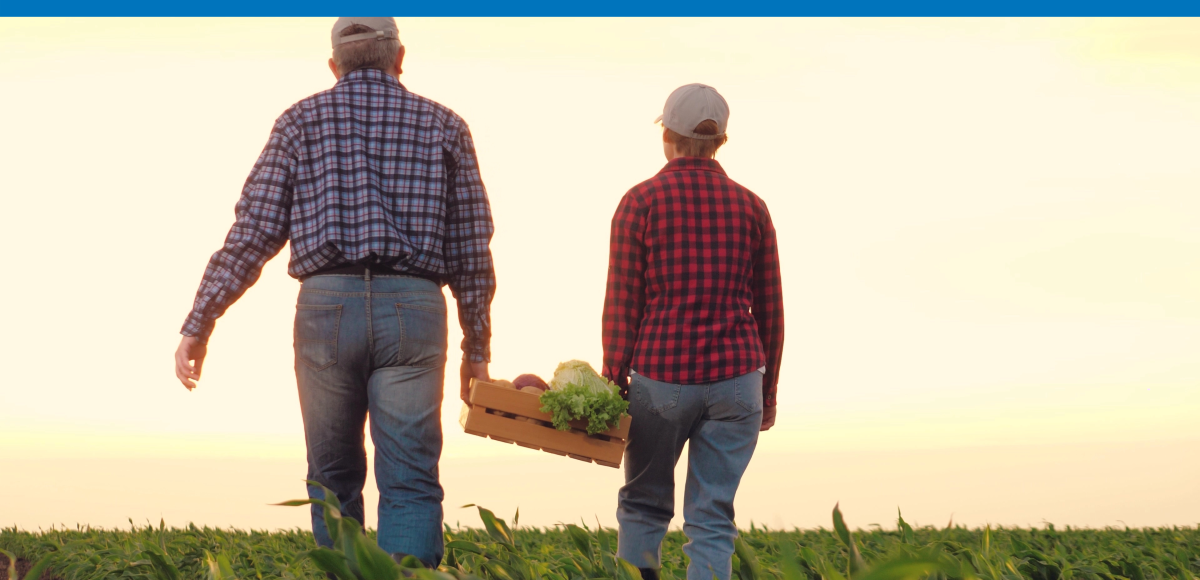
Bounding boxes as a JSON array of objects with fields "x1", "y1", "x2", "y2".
[
  {"x1": 460, "y1": 330, "x2": 491, "y2": 363},
  {"x1": 181, "y1": 235, "x2": 282, "y2": 344},
  {"x1": 182, "y1": 122, "x2": 296, "y2": 343},
  {"x1": 450, "y1": 271, "x2": 495, "y2": 363}
]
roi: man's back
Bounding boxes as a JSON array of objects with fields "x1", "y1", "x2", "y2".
[
  {"x1": 181, "y1": 69, "x2": 495, "y2": 363},
  {"x1": 284, "y1": 69, "x2": 485, "y2": 278}
]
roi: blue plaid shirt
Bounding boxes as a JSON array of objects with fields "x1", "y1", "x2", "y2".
[{"x1": 182, "y1": 69, "x2": 496, "y2": 362}]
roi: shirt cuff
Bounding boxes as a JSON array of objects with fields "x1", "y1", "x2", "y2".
[
  {"x1": 763, "y1": 382, "x2": 777, "y2": 407},
  {"x1": 462, "y1": 337, "x2": 490, "y2": 364},
  {"x1": 602, "y1": 365, "x2": 629, "y2": 388},
  {"x1": 181, "y1": 314, "x2": 214, "y2": 343}
]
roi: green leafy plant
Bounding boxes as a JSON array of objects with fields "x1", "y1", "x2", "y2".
[
  {"x1": 538, "y1": 360, "x2": 630, "y2": 435},
  {"x1": 445, "y1": 507, "x2": 642, "y2": 580},
  {"x1": 276, "y1": 480, "x2": 421, "y2": 580},
  {"x1": 204, "y1": 549, "x2": 237, "y2": 580},
  {"x1": 539, "y1": 382, "x2": 629, "y2": 435},
  {"x1": 2, "y1": 500, "x2": 1195, "y2": 580}
]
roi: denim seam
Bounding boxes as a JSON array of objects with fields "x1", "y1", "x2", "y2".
[
  {"x1": 297, "y1": 304, "x2": 342, "y2": 311},
  {"x1": 396, "y1": 303, "x2": 449, "y2": 369},
  {"x1": 394, "y1": 303, "x2": 407, "y2": 358},
  {"x1": 408, "y1": 301, "x2": 453, "y2": 369},
  {"x1": 734, "y1": 375, "x2": 759, "y2": 413},
  {"x1": 365, "y1": 274, "x2": 374, "y2": 354},
  {"x1": 295, "y1": 304, "x2": 342, "y2": 371},
  {"x1": 633, "y1": 379, "x2": 651, "y2": 415},
  {"x1": 636, "y1": 380, "x2": 680, "y2": 415},
  {"x1": 396, "y1": 303, "x2": 446, "y2": 314}
]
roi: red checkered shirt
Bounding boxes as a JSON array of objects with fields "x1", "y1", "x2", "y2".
[{"x1": 602, "y1": 157, "x2": 784, "y2": 407}]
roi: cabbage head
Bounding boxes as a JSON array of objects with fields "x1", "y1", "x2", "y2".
[
  {"x1": 540, "y1": 360, "x2": 629, "y2": 434},
  {"x1": 547, "y1": 360, "x2": 614, "y2": 395}
]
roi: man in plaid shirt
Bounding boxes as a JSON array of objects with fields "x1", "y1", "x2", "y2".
[
  {"x1": 603, "y1": 84, "x2": 784, "y2": 580},
  {"x1": 172, "y1": 18, "x2": 494, "y2": 567}
]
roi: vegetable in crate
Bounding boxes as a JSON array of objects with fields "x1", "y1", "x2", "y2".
[
  {"x1": 513, "y1": 373, "x2": 549, "y2": 391},
  {"x1": 538, "y1": 360, "x2": 630, "y2": 435},
  {"x1": 489, "y1": 379, "x2": 518, "y2": 417}
]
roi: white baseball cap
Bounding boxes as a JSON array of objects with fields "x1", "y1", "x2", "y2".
[
  {"x1": 654, "y1": 83, "x2": 729, "y2": 140},
  {"x1": 331, "y1": 17, "x2": 400, "y2": 48}
]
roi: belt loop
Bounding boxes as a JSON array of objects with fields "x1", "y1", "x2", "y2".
[{"x1": 364, "y1": 267, "x2": 371, "y2": 282}]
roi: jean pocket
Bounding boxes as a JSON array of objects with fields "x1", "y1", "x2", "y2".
[
  {"x1": 396, "y1": 297, "x2": 447, "y2": 368},
  {"x1": 734, "y1": 372, "x2": 764, "y2": 414},
  {"x1": 633, "y1": 375, "x2": 681, "y2": 416},
  {"x1": 295, "y1": 304, "x2": 342, "y2": 371}
]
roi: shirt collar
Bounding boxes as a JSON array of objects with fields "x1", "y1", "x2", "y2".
[
  {"x1": 336, "y1": 68, "x2": 405, "y2": 90},
  {"x1": 658, "y1": 157, "x2": 727, "y2": 176}
]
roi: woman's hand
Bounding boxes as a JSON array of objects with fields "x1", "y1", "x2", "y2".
[{"x1": 760, "y1": 405, "x2": 777, "y2": 431}]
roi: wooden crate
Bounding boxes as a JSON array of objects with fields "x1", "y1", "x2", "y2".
[{"x1": 462, "y1": 379, "x2": 631, "y2": 468}]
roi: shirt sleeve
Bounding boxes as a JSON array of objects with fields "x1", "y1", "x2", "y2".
[
  {"x1": 753, "y1": 201, "x2": 785, "y2": 406},
  {"x1": 602, "y1": 191, "x2": 647, "y2": 389},
  {"x1": 443, "y1": 117, "x2": 497, "y2": 363},
  {"x1": 180, "y1": 113, "x2": 298, "y2": 342}
]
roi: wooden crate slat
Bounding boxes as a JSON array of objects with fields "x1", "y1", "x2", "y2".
[
  {"x1": 469, "y1": 380, "x2": 631, "y2": 439},
  {"x1": 464, "y1": 406, "x2": 626, "y2": 466}
]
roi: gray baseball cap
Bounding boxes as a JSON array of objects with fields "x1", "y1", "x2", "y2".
[
  {"x1": 654, "y1": 83, "x2": 729, "y2": 140},
  {"x1": 331, "y1": 17, "x2": 400, "y2": 48}
]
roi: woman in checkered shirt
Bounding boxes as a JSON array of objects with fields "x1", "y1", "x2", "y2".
[{"x1": 602, "y1": 84, "x2": 785, "y2": 580}]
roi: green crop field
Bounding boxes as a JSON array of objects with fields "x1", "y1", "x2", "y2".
[{"x1": 2, "y1": 489, "x2": 1197, "y2": 580}]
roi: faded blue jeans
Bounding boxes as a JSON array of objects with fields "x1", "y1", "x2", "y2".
[
  {"x1": 294, "y1": 272, "x2": 447, "y2": 566},
  {"x1": 617, "y1": 371, "x2": 763, "y2": 580}
]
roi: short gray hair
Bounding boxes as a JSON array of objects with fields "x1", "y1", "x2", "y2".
[{"x1": 332, "y1": 24, "x2": 401, "y2": 75}]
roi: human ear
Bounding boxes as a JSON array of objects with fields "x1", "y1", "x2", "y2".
[{"x1": 394, "y1": 45, "x2": 406, "y2": 76}]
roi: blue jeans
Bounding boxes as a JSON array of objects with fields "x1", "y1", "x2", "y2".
[
  {"x1": 616, "y1": 371, "x2": 763, "y2": 580},
  {"x1": 294, "y1": 272, "x2": 447, "y2": 566}
]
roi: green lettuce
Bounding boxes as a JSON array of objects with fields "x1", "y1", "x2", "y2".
[{"x1": 539, "y1": 360, "x2": 629, "y2": 435}]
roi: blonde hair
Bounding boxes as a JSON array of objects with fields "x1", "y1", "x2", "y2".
[
  {"x1": 664, "y1": 119, "x2": 728, "y2": 158},
  {"x1": 332, "y1": 24, "x2": 401, "y2": 75}
]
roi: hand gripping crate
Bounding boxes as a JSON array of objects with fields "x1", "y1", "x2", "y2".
[{"x1": 462, "y1": 378, "x2": 632, "y2": 468}]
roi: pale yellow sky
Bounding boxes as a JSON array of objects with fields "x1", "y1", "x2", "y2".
[{"x1": 0, "y1": 18, "x2": 1197, "y2": 531}]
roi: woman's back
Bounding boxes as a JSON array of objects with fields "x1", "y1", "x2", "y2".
[{"x1": 603, "y1": 157, "x2": 781, "y2": 397}]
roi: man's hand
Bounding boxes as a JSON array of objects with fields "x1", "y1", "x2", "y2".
[
  {"x1": 174, "y1": 336, "x2": 207, "y2": 391},
  {"x1": 760, "y1": 405, "x2": 777, "y2": 431},
  {"x1": 460, "y1": 360, "x2": 489, "y2": 406}
]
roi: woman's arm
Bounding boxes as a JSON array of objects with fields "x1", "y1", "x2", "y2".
[
  {"x1": 752, "y1": 202, "x2": 785, "y2": 410},
  {"x1": 602, "y1": 192, "x2": 647, "y2": 392}
]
